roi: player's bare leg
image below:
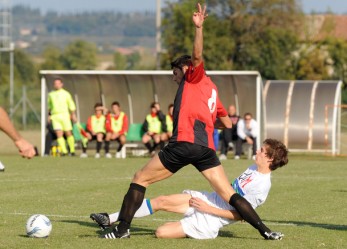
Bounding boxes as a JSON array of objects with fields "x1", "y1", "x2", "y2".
[{"x1": 155, "y1": 221, "x2": 186, "y2": 239}]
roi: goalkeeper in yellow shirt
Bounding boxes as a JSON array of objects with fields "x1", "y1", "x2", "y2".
[{"x1": 47, "y1": 78, "x2": 77, "y2": 156}]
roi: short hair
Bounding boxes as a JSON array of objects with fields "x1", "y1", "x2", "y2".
[
  {"x1": 244, "y1": 112, "x2": 252, "y2": 118},
  {"x1": 171, "y1": 55, "x2": 191, "y2": 70},
  {"x1": 150, "y1": 101, "x2": 158, "y2": 108},
  {"x1": 94, "y1": 102, "x2": 103, "y2": 109},
  {"x1": 168, "y1": 103, "x2": 174, "y2": 109},
  {"x1": 263, "y1": 139, "x2": 289, "y2": 171},
  {"x1": 111, "y1": 101, "x2": 120, "y2": 107},
  {"x1": 54, "y1": 78, "x2": 63, "y2": 83}
]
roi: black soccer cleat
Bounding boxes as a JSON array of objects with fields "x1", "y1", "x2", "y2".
[
  {"x1": 102, "y1": 227, "x2": 130, "y2": 239},
  {"x1": 264, "y1": 231, "x2": 284, "y2": 240},
  {"x1": 90, "y1": 213, "x2": 111, "y2": 231}
]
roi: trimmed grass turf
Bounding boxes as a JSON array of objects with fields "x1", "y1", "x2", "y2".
[{"x1": 0, "y1": 155, "x2": 346, "y2": 248}]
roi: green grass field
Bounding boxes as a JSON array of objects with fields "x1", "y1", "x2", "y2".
[{"x1": 0, "y1": 154, "x2": 346, "y2": 249}]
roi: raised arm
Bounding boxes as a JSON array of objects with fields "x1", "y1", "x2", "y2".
[{"x1": 191, "y1": 3, "x2": 208, "y2": 67}]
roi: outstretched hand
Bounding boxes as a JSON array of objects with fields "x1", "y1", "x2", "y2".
[
  {"x1": 15, "y1": 138, "x2": 36, "y2": 159},
  {"x1": 192, "y1": 3, "x2": 208, "y2": 28}
]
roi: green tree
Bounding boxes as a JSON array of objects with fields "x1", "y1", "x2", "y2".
[
  {"x1": 294, "y1": 46, "x2": 329, "y2": 80},
  {"x1": 40, "y1": 45, "x2": 64, "y2": 70},
  {"x1": 162, "y1": 0, "x2": 303, "y2": 76},
  {"x1": 112, "y1": 52, "x2": 127, "y2": 70},
  {"x1": 0, "y1": 49, "x2": 37, "y2": 86},
  {"x1": 61, "y1": 40, "x2": 97, "y2": 70},
  {"x1": 323, "y1": 37, "x2": 347, "y2": 103}
]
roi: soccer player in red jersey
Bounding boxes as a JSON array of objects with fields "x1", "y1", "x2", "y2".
[{"x1": 97, "y1": 3, "x2": 283, "y2": 240}]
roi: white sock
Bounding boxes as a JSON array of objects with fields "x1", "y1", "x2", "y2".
[{"x1": 109, "y1": 199, "x2": 153, "y2": 224}]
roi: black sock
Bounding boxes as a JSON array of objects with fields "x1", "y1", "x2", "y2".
[
  {"x1": 117, "y1": 144, "x2": 123, "y2": 152},
  {"x1": 152, "y1": 142, "x2": 159, "y2": 151},
  {"x1": 96, "y1": 141, "x2": 102, "y2": 153},
  {"x1": 229, "y1": 193, "x2": 271, "y2": 238},
  {"x1": 105, "y1": 141, "x2": 110, "y2": 153},
  {"x1": 144, "y1": 142, "x2": 152, "y2": 152},
  {"x1": 117, "y1": 183, "x2": 146, "y2": 233},
  {"x1": 82, "y1": 143, "x2": 87, "y2": 153}
]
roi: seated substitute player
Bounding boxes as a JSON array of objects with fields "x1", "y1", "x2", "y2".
[
  {"x1": 235, "y1": 112, "x2": 258, "y2": 160},
  {"x1": 104, "y1": 101, "x2": 129, "y2": 159},
  {"x1": 98, "y1": 3, "x2": 283, "y2": 240},
  {"x1": 142, "y1": 102, "x2": 165, "y2": 156},
  {"x1": 80, "y1": 103, "x2": 107, "y2": 159},
  {"x1": 91, "y1": 138, "x2": 288, "y2": 239},
  {"x1": 160, "y1": 103, "x2": 174, "y2": 145}
]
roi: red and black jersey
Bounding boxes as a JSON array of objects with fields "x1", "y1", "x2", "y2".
[{"x1": 170, "y1": 62, "x2": 227, "y2": 150}]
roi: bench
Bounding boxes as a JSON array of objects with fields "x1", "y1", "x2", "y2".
[{"x1": 120, "y1": 123, "x2": 145, "y2": 158}]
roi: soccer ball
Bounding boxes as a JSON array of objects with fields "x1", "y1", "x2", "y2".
[{"x1": 25, "y1": 214, "x2": 52, "y2": 238}]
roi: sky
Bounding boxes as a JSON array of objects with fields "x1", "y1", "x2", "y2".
[{"x1": 8, "y1": 0, "x2": 347, "y2": 14}]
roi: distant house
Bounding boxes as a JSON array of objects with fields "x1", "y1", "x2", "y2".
[{"x1": 305, "y1": 15, "x2": 347, "y2": 41}]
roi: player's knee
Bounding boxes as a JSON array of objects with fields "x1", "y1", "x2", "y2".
[{"x1": 155, "y1": 226, "x2": 167, "y2": 238}]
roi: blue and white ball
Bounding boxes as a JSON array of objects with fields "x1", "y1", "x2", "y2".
[{"x1": 26, "y1": 214, "x2": 52, "y2": 238}]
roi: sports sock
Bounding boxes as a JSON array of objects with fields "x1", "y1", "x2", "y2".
[
  {"x1": 104, "y1": 141, "x2": 110, "y2": 153},
  {"x1": 229, "y1": 193, "x2": 271, "y2": 238},
  {"x1": 109, "y1": 199, "x2": 153, "y2": 224},
  {"x1": 117, "y1": 144, "x2": 124, "y2": 152},
  {"x1": 144, "y1": 142, "x2": 152, "y2": 152},
  {"x1": 117, "y1": 183, "x2": 146, "y2": 233},
  {"x1": 82, "y1": 143, "x2": 87, "y2": 153},
  {"x1": 67, "y1": 135, "x2": 75, "y2": 153},
  {"x1": 96, "y1": 141, "x2": 102, "y2": 153},
  {"x1": 152, "y1": 142, "x2": 159, "y2": 151},
  {"x1": 57, "y1": 137, "x2": 68, "y2": 154}
]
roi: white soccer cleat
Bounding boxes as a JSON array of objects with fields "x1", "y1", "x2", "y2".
[
  {"x1": 219, "y1": 154, "x2": 227, "y2": 160},
  {"x1": 105, "y1": 153, "x2": 112, "y2": 159},
  {"x1": 95, "y1": 153, "x2": 101, "y2": 159},
  {"x1": 115, "y1": 152, "x2": 122, "y2": 159},
  {"x1": 80, "y1": 153, "x2": 88, "y2": 158},
  {"x1": 234, "y1": 155, "x2": 240, "y2": 160}
]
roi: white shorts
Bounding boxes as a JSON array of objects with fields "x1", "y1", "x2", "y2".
[{"x1": 180, "y1": 190, "x2": 235, "y2": 239}]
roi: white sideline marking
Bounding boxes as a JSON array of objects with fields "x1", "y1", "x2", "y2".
[
  {"x1": 0, "y1": 177, "x2": 132, "y2": 182},
  {"x1": 0, "y1": 211, "x2": 299, "y2": 226}
]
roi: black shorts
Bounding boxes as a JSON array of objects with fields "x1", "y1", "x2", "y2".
[
  {"x1": 158, "y1": 142, "x2": 221, "y2": 173},
  {"x1": 86, "y1": 131, "x2": 105, "y2": 140}
]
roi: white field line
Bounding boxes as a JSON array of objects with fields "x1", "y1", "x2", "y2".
[
  {"x1": 0, "y1": 211, "x2": 300, "y2": 227},
  {"x1": 0, "y1": 177, "x2": 132, "y2": 182},
  {"x1": 0, "y1": 175, "x2": 345, "y2": 182}
]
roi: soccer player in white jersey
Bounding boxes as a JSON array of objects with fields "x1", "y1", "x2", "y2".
[{"x1": 90, "y1": 138, "x2": 288, "y2": 239}]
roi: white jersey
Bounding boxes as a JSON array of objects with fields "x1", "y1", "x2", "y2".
[{"x1": 180, "y1": 165, "x2": 271, "y2": 239}]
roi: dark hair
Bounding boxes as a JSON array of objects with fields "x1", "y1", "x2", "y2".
[
  {"x1": 111, "y1": 101, "x2": 120, "y2": 107},
  {"x1": 168, "y1": 103, "x2": 174, "y2": 109},
  {"x1": 94, "y1": 102, "x2": 103, "y2": 109},
  {"x1": 263, "y1": 138, "x2": 289, "y2": 171},
  {"x1": 54, "y1": 78, "x2": 63, "y2": 83},
  {"x1": 244, "y1": 112, "x2": 252, "y2": 118},
  {"x1": 150, "y1": 101, "x2": 158, "y2": 108},
  {"x1": 171, "y1": 55, "x2": 191, "y2": 70}
]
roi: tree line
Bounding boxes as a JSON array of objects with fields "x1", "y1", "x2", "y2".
[{"x1": 0, "y1": 0, "x2": 346, "y2": 108}]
